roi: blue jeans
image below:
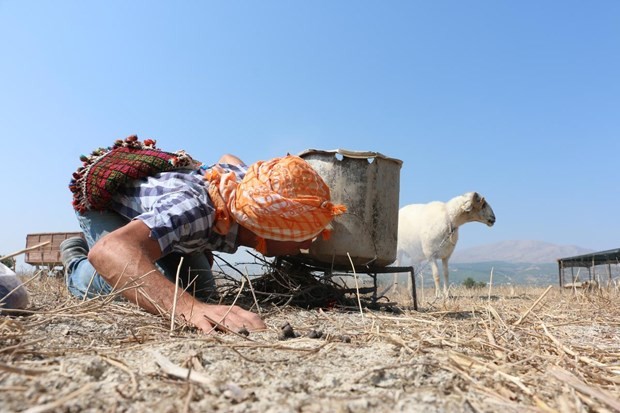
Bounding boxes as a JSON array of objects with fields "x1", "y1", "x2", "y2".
[{"x1": 67, "y1": 210, "x2": 216, "y2": 300}]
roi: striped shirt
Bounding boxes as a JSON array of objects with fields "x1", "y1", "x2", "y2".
[{"x1": 109, "y1": 163, "x2": 247, "y2": 256}]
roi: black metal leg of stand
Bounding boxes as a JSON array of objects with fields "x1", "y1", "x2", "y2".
[
  {"x1": 372, "y1": 273, "x2": 377, "y2": 304},
  {"x1": 409, "y1": 267, "x2": 417, "y2": 311}
]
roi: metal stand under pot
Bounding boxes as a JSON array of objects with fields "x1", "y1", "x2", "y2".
[{"x1": 283, "y1": 256, "x2": 418, "y2": 311}]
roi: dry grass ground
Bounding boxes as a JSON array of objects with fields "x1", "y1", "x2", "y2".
[{"x1": 1, "y1": 272, "x2": 619, "y2": 413}]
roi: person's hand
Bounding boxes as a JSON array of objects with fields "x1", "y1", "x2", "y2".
[{"x1": 184, "y1": 303, "x2": 267, "y2": 334}]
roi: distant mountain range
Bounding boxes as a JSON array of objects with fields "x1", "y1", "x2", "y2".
[
  {"x1": 408, "y1": 240, "x2": 597, "y2": 287},
  {"x1": 450, "y1": 240, "x2": 594, "y2": 264}
]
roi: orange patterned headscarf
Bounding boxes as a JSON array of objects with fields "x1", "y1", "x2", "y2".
[{"x1": 204, "y1": 155, "x2": 346, "y2": 252}]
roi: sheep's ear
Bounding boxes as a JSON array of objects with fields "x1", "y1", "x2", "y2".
[{"x1": 473, "y1": 192, "x2": 488, "y2": 208}]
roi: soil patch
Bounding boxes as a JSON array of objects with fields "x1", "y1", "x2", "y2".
[{"x1": 1, "y1": 274, "x2": 619, "y2": 412}]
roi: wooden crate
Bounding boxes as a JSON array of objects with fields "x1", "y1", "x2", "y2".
[{"x1": 25, "y1": 232, "x2": 85, "y2": 268}]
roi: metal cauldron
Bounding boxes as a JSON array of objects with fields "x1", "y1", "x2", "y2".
[{"x1": 298, "y1": 149, "x2": 402, "y2": 268}]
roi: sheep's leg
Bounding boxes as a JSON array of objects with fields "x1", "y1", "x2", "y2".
[
  {"x1": 441, "y1": 258, "x2": 450, "y2": 297},
  {"x1": 429, "y1": 260, "x2": 441, "y2": 297}
]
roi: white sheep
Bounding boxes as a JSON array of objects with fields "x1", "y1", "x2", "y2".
[{"x1": 396, "y1": 192, "x2": 496, "y2": 297}]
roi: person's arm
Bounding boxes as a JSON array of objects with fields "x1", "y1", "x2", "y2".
[{"x1": 88, "y1": 220, "x2": 266, "y2": 333}]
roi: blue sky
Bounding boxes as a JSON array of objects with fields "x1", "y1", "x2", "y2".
[{"x1": 1, "y1": 1, "x2": 618, "y2": 268}]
